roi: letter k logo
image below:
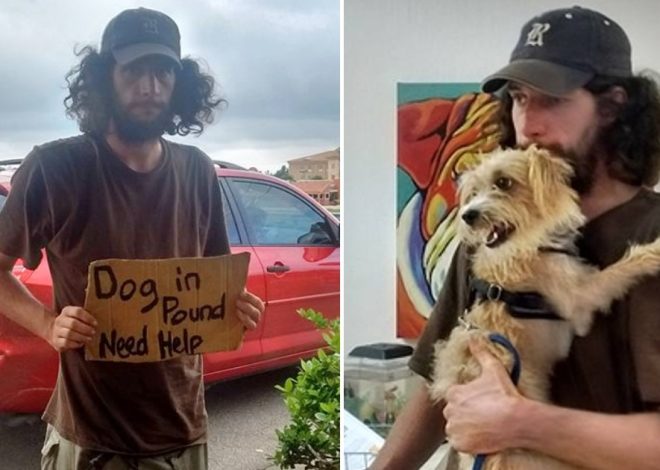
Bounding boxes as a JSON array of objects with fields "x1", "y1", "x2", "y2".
[
  {"x1": 525, "y1": 22, "x2": 551, "y2": 46},
  {"x1": 144, "y1": 19, "x2": 159, "y2": 35}
]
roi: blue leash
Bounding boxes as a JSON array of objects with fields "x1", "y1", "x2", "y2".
[{"x1": 471, "y1": 333, "x2": 521, "y2": 470}]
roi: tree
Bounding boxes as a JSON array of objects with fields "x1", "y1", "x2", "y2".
[{"x1": 274, "y1": 165, "x2": 293, "y2": 181}]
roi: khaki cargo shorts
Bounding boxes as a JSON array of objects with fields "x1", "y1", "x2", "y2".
[{"x1": 41, "y1": 424, "x2": 208, "y2": 470}]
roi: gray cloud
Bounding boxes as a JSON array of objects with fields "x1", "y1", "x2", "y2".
[{"x1": 0, "y1": 0, "x2": 339, "y2": 169}]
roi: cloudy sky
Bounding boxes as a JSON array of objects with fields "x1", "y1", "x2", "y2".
[{"x1": 0, "y1": 0, "x2": 339, "y2": 172}]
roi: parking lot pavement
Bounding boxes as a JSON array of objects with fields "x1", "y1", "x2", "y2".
[
  {"x1": 0, "y1": 365, "x2": 300, "y2": 470},
  {"x1": 205, "y1": 366, "x2": 299, "y2": 469}
]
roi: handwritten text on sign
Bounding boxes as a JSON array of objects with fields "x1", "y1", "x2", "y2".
[{"x1": 84, "y1": 253, "x2": 250, "y2": 362}]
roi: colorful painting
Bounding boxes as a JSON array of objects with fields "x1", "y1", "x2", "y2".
[{"x1": 397, "y1": 83, "x2": 501, "y2": 338}]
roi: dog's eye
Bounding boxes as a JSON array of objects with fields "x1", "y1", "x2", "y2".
[{"x1": 494, "y1": 177, "x2": 513, "y2": 191}]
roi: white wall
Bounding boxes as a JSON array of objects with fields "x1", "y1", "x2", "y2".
[{"x1": 343, "y1": 0, "x2": 660, "y2": 355}]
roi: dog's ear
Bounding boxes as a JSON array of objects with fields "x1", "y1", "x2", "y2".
[{"x1": 527, "y1": 147, "x2": 574, "y2": 215}]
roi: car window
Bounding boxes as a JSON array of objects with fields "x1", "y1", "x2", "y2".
[
  {"x1": 231, "y1": 179, "x2": 334, "y2": 246},
  {"x1": 219, "y1": 182, "x2": 240, "y2": 245}
]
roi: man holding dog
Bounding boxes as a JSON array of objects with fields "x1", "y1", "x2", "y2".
[
  {"x1": 0, "y1": 7, "x2": 264, "y2": 469},
  {"x1": 372, "y1": 6, "x2": 660, "y2": 470}
]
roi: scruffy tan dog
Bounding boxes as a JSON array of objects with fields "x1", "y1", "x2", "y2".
[{"x1": 430, "y1": 146, "x2": 660, "y2": 470}]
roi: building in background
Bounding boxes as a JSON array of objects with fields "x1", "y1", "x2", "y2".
[
  {"x1": 287, "y1": 148, "x2": 340, "y2": 208},
  {"x1": 292, "y1": 179, "x2": 340, "y2": 206},
  {"x1": 288, "y1": 148, "x2": 340, "y2": 181}
]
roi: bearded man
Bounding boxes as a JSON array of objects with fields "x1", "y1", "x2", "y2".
[
  {"x1": 0, "y1": 8, "x2": 264, "y2": 469},
  {"x1": 372, "y1": 6, "x2": 660, "y2": 470}
]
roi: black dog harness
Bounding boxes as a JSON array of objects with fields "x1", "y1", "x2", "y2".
[
  {"x1": 467, "y1": 241, "x2": 579, "y2": 321},
  {"x1": 469, "y1": 278, "x2": 563, "y2": 321}
]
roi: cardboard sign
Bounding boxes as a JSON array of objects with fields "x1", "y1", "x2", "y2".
[{"x1": 84, "y1": 253, "x2": 250, "y2": 363}]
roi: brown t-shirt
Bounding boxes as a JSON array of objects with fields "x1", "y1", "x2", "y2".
[
  {"x1": 410, "y1": 188, "x2": 660, "y2": 413},
  {"x1": 0, "y1": 134, "x2": 229, "y2": 455}
]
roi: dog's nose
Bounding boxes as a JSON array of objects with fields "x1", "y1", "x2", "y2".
[{"x1": 462, "y1": 209, "x2": 479, "y2": 226}]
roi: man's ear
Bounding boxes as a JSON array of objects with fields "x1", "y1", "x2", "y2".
[{"x1": 598, "y1": 86, "x2": 628, "y2": 125}]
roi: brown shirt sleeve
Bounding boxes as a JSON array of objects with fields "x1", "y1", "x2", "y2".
[
  {"x1": 409, "y1": 244, "x2": 472, "y2": 381},
  {"x1": 628, "y1": 273, "x2": 660, "y2": 407},
  {"x1": 551, "y1": 189, "x2": 660, "y2": 412},
  {"x1": 0, "y1": 150, "x2": 51, "y2": 269},
  {"x1": 624, "y1": 199, "x2": 660, "y2": 407},
  {"x1": 198, "y1": 153, "x2": 230, "y2": 257}
]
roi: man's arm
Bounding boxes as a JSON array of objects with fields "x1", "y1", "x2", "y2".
[
  {"x1": 0, "y1": 252, "x2": 97, "y2": 352},
  {"x1": 518, "y1": 401, "x2": 660, "y2": 470},
  {"x1": 370, "y1": 244, "x2": 468, "y2": 469},
  {"x1": 370, "y1": 385, "x2": 447, "y2": 470},
  {"x1": 445, "y1": 338, "x2": 660, "y2": 470}
]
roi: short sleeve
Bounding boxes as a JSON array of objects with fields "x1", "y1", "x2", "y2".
[
  {"x1": 629, "y1": 275, "x2": 660, "y2": 407},
  {"x1": 0, "y1": 150, "x2": 51, "y2": 269},
  {"x1": 408, "y1": 245, "x2": 472, "y2": 381},
  {"x1": 199, "y1": 154, "x2": 230, "y2": 257}
]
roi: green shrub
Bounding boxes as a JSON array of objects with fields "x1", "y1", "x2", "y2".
[{"x1": 272, "y1": 308, "x2": 340, "y2": 469}]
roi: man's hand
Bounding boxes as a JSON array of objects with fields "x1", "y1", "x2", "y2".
[
  {"x1": 443, "y1": 336, "x2": 524, "y2": 454},
  {"x1": 45, "y1": 306, "x2": 98, "y2": 352},
  {"x1": 236, "y1": 289, "x2": 264, "y2": 330}
]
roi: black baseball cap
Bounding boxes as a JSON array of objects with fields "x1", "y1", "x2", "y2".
[
  {"x1": 482, "y1": 6, "x2": 631, "y2": 97},
  {"x1": 101, "y1": 7, "x2": 181, "y2": 67}
]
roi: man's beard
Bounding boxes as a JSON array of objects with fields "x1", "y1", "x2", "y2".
[
  {"x1": 532, "y1": 132, "x2": 602, "y2": 195},
  {"x1": 555, "y1": 146, "x2": 598, "y2": 195},
  {"x1": 111, "y1": 102, "x2": 173, "y2": 143}
]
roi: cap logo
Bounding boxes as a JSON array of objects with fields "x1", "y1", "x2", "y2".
[
  {"x1": 143, "y1": 18, "x2": 159, "y2": 35},
  {"x1": 525, "y1": 22, "x2": 551, "y2": 46}
]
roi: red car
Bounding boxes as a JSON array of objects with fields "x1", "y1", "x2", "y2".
[{"x1": 0, "y1": 159, "x2": 340, "y2": 413}]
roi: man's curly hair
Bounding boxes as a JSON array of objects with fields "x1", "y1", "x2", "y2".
[
  {"x1": 495, "y1": 74, "x2": 660, "y2": 187},
  {"x1": 64, "y1": 46, "x2": 225, "y2": 136}
]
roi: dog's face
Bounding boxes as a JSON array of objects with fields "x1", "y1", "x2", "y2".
[{"x1": 457, "y1": 146, "x2": 585, "y2": 250}]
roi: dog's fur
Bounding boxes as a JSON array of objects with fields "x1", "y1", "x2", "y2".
[{"x1": 429, "y1": 146, "x2": 660, "y2": 470}]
